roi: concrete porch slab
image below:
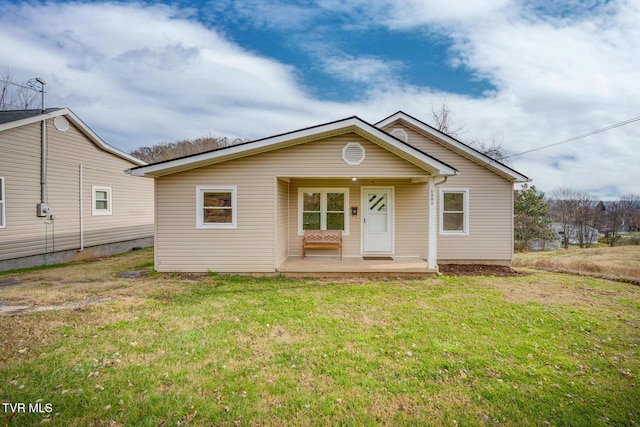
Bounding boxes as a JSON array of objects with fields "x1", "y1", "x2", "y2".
[{"x1": 277, "y1": 256, "x2": 437, "y2": 278}]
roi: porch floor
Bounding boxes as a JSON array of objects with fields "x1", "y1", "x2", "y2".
[{"x1": 277, "y1": 256, "x2": 437, "y2": 277}]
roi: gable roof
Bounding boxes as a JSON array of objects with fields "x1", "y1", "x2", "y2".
[
  {"x1": 129, "y1": 115, "x2": 459, "y2": 178},
  {"x1": 375, "y1": 111, "x2": 530, "y2": 183},
  {"x1": 0, "y1": 108, "x2": 146, "y2": 166}
]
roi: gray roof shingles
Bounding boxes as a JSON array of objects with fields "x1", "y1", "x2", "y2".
[{"x1": 0, "y1": 108, "x2": 62, "y2": 125}]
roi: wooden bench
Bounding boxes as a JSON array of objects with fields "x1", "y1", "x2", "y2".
[{"x1": 302, "y1": 229, "x2": 342, "y2": 259}]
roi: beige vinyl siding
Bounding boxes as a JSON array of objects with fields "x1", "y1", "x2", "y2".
[
  {"x1": 0, "y1": 120, "x2": 153, "y2": 262},
  {"x1": 288, "y1": 179, "x2": 428, "y2": 258},
  {"x1": 0, "y1": 123, "x2": 44, "y2": 259},
  {"x1": 275, "y1": 178, "x2": 289, "y2": 267},
  {"x1": 155, "y1": 133, "x2": 430, "y2": 272},
  {"x1": 385, "y1": 125, "x2": 514, "y2": 263}
]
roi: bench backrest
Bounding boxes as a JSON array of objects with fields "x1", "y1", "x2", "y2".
[{"x1": 304, "y1": 229, "x2": 342, "y2": 243}]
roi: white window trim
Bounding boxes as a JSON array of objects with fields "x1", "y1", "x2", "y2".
[
  {"x1": 439, "y1": 188, "x2": 469, "y2": 235},
  {"x1": 92, "y1": 185, "x2": 113, "y2": 216},
  {"x1": 196, "y1": 185, "x2": 237, "y2": 229},
  {"x1": 0, "y1": 177, "x2": 5, "y2": 228},
  {"x1": 298, "y1": 188, "x2": 349, "y2": 235}
]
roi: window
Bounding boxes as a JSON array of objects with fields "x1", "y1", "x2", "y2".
[
  {"x1": 0, "y1": 177, "x2": 5, "y2": 228},
  {"x1": 440, "y1": 189, "x2": 469, "y2": 235},
  {"x1": 196, "y1": 186, "x2": 237, "y2": 229},
  {"x1": 92, "y1": 186, "x2": 112, "y2": 216},
  {"x1": 299, "y1": 188, "x2": 349, "y2": 235}
]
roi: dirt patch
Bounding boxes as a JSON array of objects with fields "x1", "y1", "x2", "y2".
[
  {"x1": 114, "y1": 270, "x2": 149, "y2": 279},
  {"x1": 0, "y1": 297, "x2": 114, "y2": 314},
  {"x1": 0, "y1": 278, "x2": 24, "y2": 288},
  {"x1": 439, "y1": 264, "x2": 522, "y2": 277}
]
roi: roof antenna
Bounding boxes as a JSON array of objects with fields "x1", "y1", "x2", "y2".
[
  {"x1": 35, "y1": 77, "x2": 46, "y2": 112},
  {"x1": 27, "y1": 77, "x2": 47, "y2": 112}
]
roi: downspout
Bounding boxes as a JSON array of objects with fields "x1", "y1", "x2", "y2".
[
  {"x1": 79, "y1": 164, "x2": 84, "y2": 251},
  {"x1": 39, "y1": 77, "x2": 47, "y2": 204},
  {"x1": 40, "y1": 119, "x2": 47, "y2": 205},
  {"x1": 35, "y1": 78, "x2": 50, "y2": 217},
  {"x1": 427, "y1": 176, "x2": 450, "y2": 271}
]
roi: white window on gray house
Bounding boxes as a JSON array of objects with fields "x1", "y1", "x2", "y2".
[
  {"x1": 92, "y1": 186, "x2": 113, "y2": 216},
  {"x1": 0, "y1": 177, "x2": 5, "y2": 228},
  {"x1": 196, "y1": 186, "x2": 237, "y2": 229},
  {"x1": 440, "y1": 188, "x2": 469, "y2": 235},
  {"x1": 298, "y1": 188, "x2": 349, "y2": 234}
]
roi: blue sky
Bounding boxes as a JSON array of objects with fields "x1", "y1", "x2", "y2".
[{"x1": 1, "y1": 0, "x2": 639, "y2": 199}]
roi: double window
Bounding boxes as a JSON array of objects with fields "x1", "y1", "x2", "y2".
[
  {"x1": 92, "y1": 186, "x2": 112, "y2": 216},
  {"x1": 0, "y1": 177, "x2": 5, "y2": 228},
  {"x1": 440, "y1": 188, "x2": 469, "y2": 235},
  {"x1": 196, "y1": 186, "x2": 237, "y2": 229},
  {"x1": 298, "y1": 188, "x2": 349, "y2": 235}
]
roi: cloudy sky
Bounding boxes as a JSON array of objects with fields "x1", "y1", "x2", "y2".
[{"x1": 1, "y1": 0, "x2": 638, "y2": 199}]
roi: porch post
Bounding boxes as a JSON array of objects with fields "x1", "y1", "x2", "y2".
[{"x1": 427, "y1": 177, "x2": 437, "y2": 270}]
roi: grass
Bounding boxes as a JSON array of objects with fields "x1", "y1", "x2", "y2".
[
  {"x1": 1, "y1": 248, "x2": 639, "y2": 426},
  {"x1": 514, "y1": 245, "x2": 640, "y2": 284}
]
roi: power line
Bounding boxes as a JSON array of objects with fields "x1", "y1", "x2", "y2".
[
  {"x1": 0, "y1": 78, "x2": 38, "y2": 91},
  {"x1": 504, "y1": 115, "x2": 640, "y2": 159}
]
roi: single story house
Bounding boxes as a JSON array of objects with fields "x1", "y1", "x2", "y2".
[
  {"x1": 0, "y1": 108, "x2": 154, "y2": 270},
  {"x1": 129, "y1": 111, "x2": 529, "y2": 274}
]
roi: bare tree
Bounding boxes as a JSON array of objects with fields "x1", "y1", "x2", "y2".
[
  {"x1": 549, "y1": 188, "x2": 580, "y2": 249},
  {"x1": 469, "y1": 136, "x2": 512, "y2": 165},
  {"x1": 605, "y1": 200, "x2": 625, "y2": 246},
  {"x1": 573, "y1": 193, "x2": 598, "y2": 248},
  {"x1": 429, "y1": 98, "x2": 511, "y2": 164},
  {"x1": 624, "y1": 194, "x2": 640, "y2": 232},
  {"x1": 0, "y1": 70, "x2": 37, "y2": 110},
  {"x1": 430, "y1": 98, "x2": 466, "y2": 138},
  {"x1": 605, "y1": 194, "x2": 640, "y2": 246}
]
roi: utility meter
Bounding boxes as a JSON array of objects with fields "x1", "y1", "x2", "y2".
[{"x1": 37, "y1": 203, "x2": 50, "y2": 217}]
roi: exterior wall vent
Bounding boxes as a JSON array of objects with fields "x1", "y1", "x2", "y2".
[
  {"x1": 342, "y1": 142, "x2": 365, "y2": 165},
  {"x1": 53, "y1": 116, "x2": 70, "y2": 132},
  {"x1": 390, "y1": 128, "x2": 408, "y2": 142}
]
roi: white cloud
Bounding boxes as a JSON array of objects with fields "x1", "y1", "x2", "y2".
[
  {"x1": 315, "y1": 50, "x2": 405, "y2": 86},
  {"x1": 226, "y1": 0, "x2": 319, "y2": 30},
  {"x1": 1, "y1": 0, "x2": 638, "y2": 199},
  {"x1": 0, "y1": 2, "x2": 342, "y2": 147}
]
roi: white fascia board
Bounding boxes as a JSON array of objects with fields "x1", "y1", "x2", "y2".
[
  {"x1": 62, "y1": 109, "x2": 147, "y2": 166},
  {"x1": 129, "y1": 119, "x2": 359, "y2": 177},
  {"x1": 130, "y1": 116, "x2": 457, "y2": 178},
  {"x1": 354, "y1": 125, "x2": 457, "y2": 176},
  {"x1": 0, "y1": 109, "x2": 66, "y2": 131},
  {"x1": 376, "y1": 112, "x2": 530, "y2": 183},
  {"x1": 0, "y1": 108, "x2": 146, "y2": 166}
]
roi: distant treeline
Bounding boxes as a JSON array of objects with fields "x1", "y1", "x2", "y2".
[{"x1": 131, "y1": 136, "x2": 248, "y2": 163}]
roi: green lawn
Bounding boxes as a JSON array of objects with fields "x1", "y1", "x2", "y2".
[{"x1": 1, "y1": 250, "x2": 639, "y2": 426}]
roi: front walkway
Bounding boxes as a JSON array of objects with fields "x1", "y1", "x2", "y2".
[{"x1": 277, "y1": 256, "x2": 437, "y2": 277}]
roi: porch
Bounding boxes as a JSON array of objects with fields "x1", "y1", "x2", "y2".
[{"x1": 276, "y1": 256, "x2": 437, "y2": 277}]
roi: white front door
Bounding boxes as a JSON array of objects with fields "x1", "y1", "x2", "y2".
[{"x1": 362, "y1": 187, "x2": 393, "y2": 253}]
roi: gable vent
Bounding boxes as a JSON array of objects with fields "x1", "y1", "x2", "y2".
[
  {"x1": 390, "y1": 128, "x2": 408, "y2": 142},
  {"x1": 342, "y1": 142, "x2": 365, "y2": 165},
  {"x1": 53, "y1": 116, "x2": 69, "y2": 132}
]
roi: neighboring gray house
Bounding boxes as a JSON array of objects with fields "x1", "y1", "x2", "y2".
[
  {"x1": 529, "y1": 223, "x2": 599, "y2": 251},
  {"x1": 0, "y1": 108, "x2": 154, "y2": 270},
  {"x1": 552, "y1": 222, "x2": 599, "y2": 246}
]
